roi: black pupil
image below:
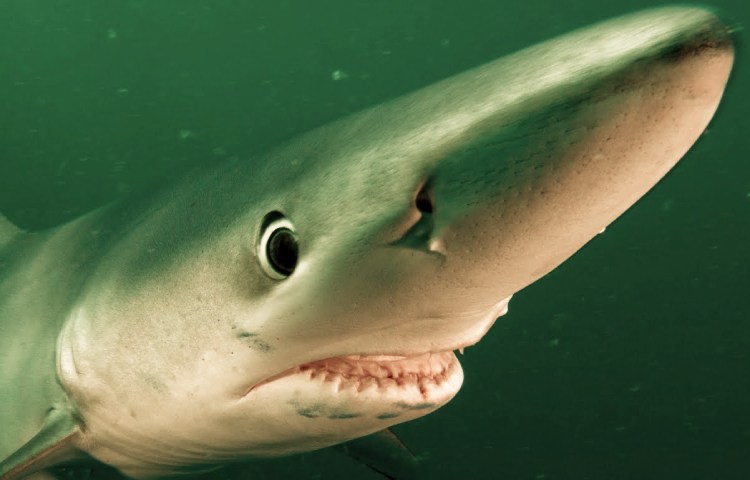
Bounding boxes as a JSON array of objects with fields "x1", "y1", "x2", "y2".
[{"x1": 267, "y1": 228, "x2": 298, "y2": 275}]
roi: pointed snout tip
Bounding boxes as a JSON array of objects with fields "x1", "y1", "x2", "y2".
[
  {"x1": 649, "y1": 6, "x2": 735, "y2": 61},
  {"x1": 659, "y1": 6, "x2": 735, "y2": 105},
  {"x1": 672, "y1": 5, "x2": 735, "y2": 51}
]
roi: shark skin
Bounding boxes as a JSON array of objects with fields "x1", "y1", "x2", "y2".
[{"x1": 0, "y1": 6, "x2": 734, "y2": 479}]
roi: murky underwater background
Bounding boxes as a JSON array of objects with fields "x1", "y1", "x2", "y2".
[{"x1": 1, "y1": 1, "x2": 749, "y2": 479}]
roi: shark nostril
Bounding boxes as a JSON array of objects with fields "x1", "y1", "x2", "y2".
[
  {"x1": 415, "y1": 183, "x2": 434, "y2": 214},
  {"x1": 391, "y1": 181, "x2": 440, "y2": 254}
]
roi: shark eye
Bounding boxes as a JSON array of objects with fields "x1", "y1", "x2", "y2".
[{"x1": 258, "y1": 213, "x2": 299, "y2": 280}]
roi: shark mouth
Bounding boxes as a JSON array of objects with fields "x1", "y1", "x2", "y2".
[
  {"x1": 241, "y1": 298, "x2": 508, "y2": 402},
  {"x1": 247, "y1": 351, "x2": 460, "y2": 400}
]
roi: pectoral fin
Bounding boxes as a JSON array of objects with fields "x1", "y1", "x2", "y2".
[
  {"x1": 0, "y1": 407, "x2": 82, "y2": 479},
  {"x1": 336, "y1": 428, "x2": 422, "y2": 479}
]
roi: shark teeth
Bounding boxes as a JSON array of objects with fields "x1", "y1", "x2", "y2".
[
  {"x1": 299, "y1": 352, "x2": 453, "y2": 379},
  {"x1": 295, "y1": 351, "x2": 457, "y2": 395},
  {"x1": 246, "y1": 351, "x2": 460, "y2": 397}
]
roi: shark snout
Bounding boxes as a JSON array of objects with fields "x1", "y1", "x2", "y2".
[{"x1": 386, "y1": 7, "x2": 735, "y2": 303}]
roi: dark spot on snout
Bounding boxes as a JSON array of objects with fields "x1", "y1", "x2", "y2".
[
  {"x1": 142, "y1": 374, "x2": 167, "y2": 393},
  {"x1": 236, "y1": 331, "x2": 272, "y2": 352},
  {"x1": 289, "y1": 400, "x2": 325, "y2": 418},
  {"x1": 289, "y1": 399, "x2": 361, "y2": 419},
  {"x1": 296, "y1": 407, "x2": 320, "y2": 418},
  {"x1": 395, "y1": 401, "x2": 436, "y2": 411},
  {"x1": 376, "y1": 412, "x2": 401, "y2": 419},
  {"x1": 328, "y1": 412, "x2": 362, "y2": 420}
]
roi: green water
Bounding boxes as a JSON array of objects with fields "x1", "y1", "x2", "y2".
[{"x1": 1, "y1": 1, "x2": 748, "y2": 479}]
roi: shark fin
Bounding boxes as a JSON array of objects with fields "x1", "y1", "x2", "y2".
[
  {"x1": 336, "y1": 428, "x2": 422, "y2": 479},
  {"x1": 0, "y1": 406, "x2": 82, "y2": 479},
  {"x1": 0, "y1": 213, "x2": 23, "y2": 249}
]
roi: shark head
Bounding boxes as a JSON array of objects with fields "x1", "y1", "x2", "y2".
[{"x1": 56, "y1": 7, "x2": 733, "y2": 477}]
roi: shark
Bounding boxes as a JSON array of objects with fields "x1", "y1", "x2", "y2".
[{"x1": 0, "y1": 6, "x2": 735, "y2": 479}]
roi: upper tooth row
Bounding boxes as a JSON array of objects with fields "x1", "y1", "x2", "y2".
[{"x1": 300, "y1": 353, "x2": 451, "y2": 379}]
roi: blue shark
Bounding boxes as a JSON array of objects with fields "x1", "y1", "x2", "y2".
[{"x1": 0, "y1": 6, "x2": 734, "y2": 479}]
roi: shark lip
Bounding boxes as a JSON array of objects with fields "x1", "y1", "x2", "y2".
[{"x1": 245, "y1": 351, "x2": 459, "y2": 398}]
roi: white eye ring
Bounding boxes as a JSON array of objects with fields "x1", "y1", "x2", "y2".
[{"x1": 258, "y1": 215, "x2": 298, "y2": 280}]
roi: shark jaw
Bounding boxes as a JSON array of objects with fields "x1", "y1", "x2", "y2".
[
  {"x1": 246, "y1": 352, "x2": 463, "y2": 416},
  {"x1": 230, "y1": 296, "x2": 514, "y2": 464},
  {"x1": 243, "y1": 293, "x2": 513, "y2": 405},
  {"x1": 247, "y1": 352, "x2": 461, "y2": 402}
]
